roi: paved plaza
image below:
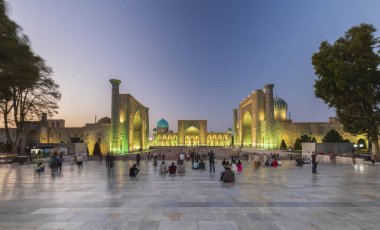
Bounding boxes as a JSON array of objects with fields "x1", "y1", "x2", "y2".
[{"x1": 1, "y1": 158, "x2": 380, "y2": 230}]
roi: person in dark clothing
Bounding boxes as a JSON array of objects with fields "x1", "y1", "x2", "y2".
[
  {"x1": 136, "y1": 153, "x2": 141, "y2": 165},
  {"x1": 168, "y1": 162, "x2": 177, "y2": 175},
  {"x1": 57, "y1": 154, "x2": 64, "y2": 173},
  {"x1": 199, "y1": 160, "x2": 205, "y2": 170},
  {"x1": 312, "y1": 152, "x2": 318, "y2": 173},
  {"x1": 208, "y1": 150, "x2": 215, "y2": 173},
  {"x1": 106, "y1": 152, "x2": 110, "y2": 167},
  {"x1": 129, "y1": 164, "x2": 140, "y2": 177}
]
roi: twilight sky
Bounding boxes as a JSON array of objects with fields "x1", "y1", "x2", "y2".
[{"x1": 7, "y1": 0, "x2": 380, "y2": 135}]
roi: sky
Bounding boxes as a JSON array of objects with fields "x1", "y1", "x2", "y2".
[{"x1": 6, "y1": 0, "x2": 380, "y2": 136}]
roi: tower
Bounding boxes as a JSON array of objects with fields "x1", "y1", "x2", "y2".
[
  {"x1": 110, "y1": 79, "x2": 121, "y2": 153},
  {"x1": 264, "y1": 84, "x2": 275, "y2": 149}
]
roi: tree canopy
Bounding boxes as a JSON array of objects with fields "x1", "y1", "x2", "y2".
[
  {"x1": 0, "y1": 0, "x2": 61, "y2": 154},
  {"x1": 312, "y1": 23, "x2": 380, "y2": 157},
  {"x1": 293, "y1": 134, "x2": 316, "y2": 150},
  {"x1": 322, "y1": 129, "x2": 349, "y2": 143}
]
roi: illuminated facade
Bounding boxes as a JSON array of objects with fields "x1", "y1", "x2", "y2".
[
  {"x1": 234, "y1": 84, "x2": 367, "y2": 149},
  {"x1": 153, "y1": 119, "x2": 232, "y2": 147},
  {"x1": 0, "y1": 79, "x2": 149, "y2": 155}
]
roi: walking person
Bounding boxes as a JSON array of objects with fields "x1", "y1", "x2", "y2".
[
  {"x1": 107, "y1": 153, "x2": 115, "y2": 178},
  {"x1": 371, "y1": 155, "x2": 376, "y2": 165},
  {"x1": 208, "y1": 150, "x2": 215, "y2": 173}
]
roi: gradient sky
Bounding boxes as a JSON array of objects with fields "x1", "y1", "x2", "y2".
[{"x1": 7, "y1": 0, "x2": 380, "y2": 136}]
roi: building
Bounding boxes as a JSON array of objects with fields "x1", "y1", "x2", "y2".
[
  {"x1": 0, "y1": 79, "x2": 149, "y2": 155},
  {"x1": 233, "y1": 84, "x2": 367, "y2": 149},
  {"x1": 152, "y1": 119, "x2": 232, "y2": 147}
]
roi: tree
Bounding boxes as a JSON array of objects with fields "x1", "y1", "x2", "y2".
[
  {"x1": 293, "y1": 134, "x2": 315, "y2": 150},
  {"x1": 93, "y1": 142, "x2": 102, "y2": 156},
  {"x1": 0, "y1": 1, "x2": 61, "y2": 154},
  {"x1": 312, "y1": 23, "x2": 380, "y2": 158},
  {"x1": 322, "y1": 129, "x2": 345, "y2": 143},
  {"x1": 280, "y1": 139, "x2": 287, "y2": 149}
]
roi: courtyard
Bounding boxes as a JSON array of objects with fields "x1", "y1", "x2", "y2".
[{"x1": 0, "y1": 158, "x2": 379, "y2": 230}]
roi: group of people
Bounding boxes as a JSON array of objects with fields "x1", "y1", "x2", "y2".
[
  {"x1": 159, "y1": 161, "x2": 185, "y2": 175},
  {"x1": 263, "y1": 153, "x2": 281, "y2": 167}
]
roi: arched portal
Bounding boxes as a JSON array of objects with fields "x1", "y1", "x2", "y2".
[
  {"x1": 132, "y1": 111, "x2": 142, "y2": 151},
  {"x1": 185, "y1": 126, "x2": 199, "y2": 146},
  {"x1": 242, "y1": 111, "x2": 252, "y2": 147}
]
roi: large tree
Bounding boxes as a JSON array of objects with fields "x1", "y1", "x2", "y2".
[
  {"x1": 0, "y1": 0, "x2": 61, "y2": 154},
  {"x1": 322, "y1": 129, "x2": 349, "y2": 143},
  {"x1": 312, "y1": 23, "x2": 380, "y2": 158}
]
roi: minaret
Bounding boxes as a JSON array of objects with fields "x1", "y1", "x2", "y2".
[
  {"x1": 264, "y1": 84, "x2": 275, "y2": 149},
  {"x1": 110, "y1": 79, "x2": 121, "y2": 153},
  {"x1": 233, "y1": 109, "x2": 238, "y2": 146}
]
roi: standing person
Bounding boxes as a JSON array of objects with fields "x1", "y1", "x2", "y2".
[
  {"x1": 136, "y1": 153, "x2": 141, "y2": 165},
  {"x1": 208, "y1": 150, "x2": 215, "y2": 173},
  {"x1": 148, "y1": 152, "x2": 151, "y2": 162},
  {"x1": 57, "y1": 154, "x2": 64, "y2": 173},
  {"x1": 312, "y1": 152, "x2": 318, "y2": 173},
  {"x1": 163, "y1": 154, "x2": 166, "y2": 161},
  {"x1": 153, "y1": 153, "x2": 158, "y2": 167},
  {"x1": 107, "y1": 154, "x2": 115, "y2": 178},
  {"x1": 237, "y1": 160, "x2": 243, "y2": 172},
  {"x1": 179, "y1": 152, "x2": 185, "y2": 164},
  {"x1": 99, "y1": 153, "x2": 103, "y2": 164},
  {"x1": 371, "y1": 155, "x2": 376, "y2": 165},
  {"x1": 76, "y1": 152, "x2": 84, "y2": 170},
  {"x1": 129, "y1": 164, "x2": 140, "y2": 177}
]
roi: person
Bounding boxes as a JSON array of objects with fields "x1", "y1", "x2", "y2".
[
  {"x1": 57, "y1": 154, "x2": 64, "y2": 173},
  {"x1": 178, "y1": 163, "x2": 185, "y2": 175},
  {"x1": 34, "y1": 161, "x2": 45, "y2": 176},
  {"x1": 129, "y1": 164, "x2": 140, "y2": 177},
  {"x1": 136, "y1": 153, "x2": 141, "y2": 165},
  {"x1": 329, "y1": 152, "x2": 333, "y2": 164},
  {"x1": 99, "y1": 153, "x2": 103, "y2": 163},
  {"x1": 371, "y1": 155, "x2": 376, "y2": 165},
  {"x1": 272, "y1": 158, "x2": 278, "y2": 167},
  {"x1": 168, "y1": 162, "x2": 177, "y2": 175},
  {"x1": 208, "y1": 150, "x2": 215, "y2": 173},
  {"x1": 159, "y1": 161, "x2": 167, "y2": 174},
  {"x1": 237, "y1": 160, "x2": 243, "y2": 172},
  {"x1": 220, "y1": 167, "x2": 235, "y2": 183},
  {"x1": 107, "y1": 154, "x2": 115, "y2": 178},
  {"x1": 222, "y1": 159, "x2": 227, "y2": 167},
  {"x1": 178, "y1": 152, "x2": 184, "y2": 164},
  {"x1": 106, "y1": 152, "x2": 110, "y2": 167},
  {"x1": 192, "y1": 161, "x2": 199, "y2": 169},
  {"x1": 153, "y1": 153, "x2": 158, "y2": 167},
  {"x1": 199, "y1": 160, "x2": 205, "y2": 170},
  {"x1": 76, "y1": 152, "x2": 84, "y2": 170},
  {"x1": 50, "y1": 153, "x2": 58, "y2": 172},
  {"x1": 352, "y1": 153, "x2": 357, "y2": 165},
  {"x1": 230, "y1": 161, "x2": 238, "y2": 173},
  {"x1": 312, "y1": 152, "x2": 318, "y2": 173},
  {"x1": 163, "y1": 154, "x2": 166, "y2": 161}
]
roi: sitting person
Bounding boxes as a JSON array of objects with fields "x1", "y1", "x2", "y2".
[
  {"x1": 192, "y1": 161, "x2": 199, "y2": 169},
  {"x1": 296, "y1": 158, "x2": 304, "y2": 167},
  {"x1": 168, "y1": 162, "x2": 177, "y2": 175},
  {"x1": 230, "y1": 161, "x2": 238, "y2": 173},
  {"x1": 129, "y1": 164, "x2": 140, "y2": 177},
  {"x1": 198, "y1": 160, "x2": 205, "y2": 170},
  {"x1": 34, "y1": 161, "x2": 45, "y2": 175},
  {"x1": 177, "y1": 163, "x2": 185, "y2": 174},
  {"x1": 272, "y1": 159, "x2": 278, "y2": 167},
  {"x1": 265, "y1": 159, "x2": 270, "y2": 167},
  {"x1": 220, "y1": 167, "x2": 235, "y2": 183},
  {"x1": 159, "y1": 161, "x2": 167, "y2": 174},
  {"x1": 222, "y1": 159, "x2": 227, "y2": 166},
  {"x1": 236, "y1": 160, "x2": 243, "y2": 172}
]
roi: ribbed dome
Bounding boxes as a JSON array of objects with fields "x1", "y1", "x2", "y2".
[
  {"x1": 157, "y1": 119, "x2": 169, "y2": 129},
  {"x1": 274, "y1": 96, "x2": 288, "y2": 109},
  {"x1": 97, "y1": 117, "x2": 111, "y2": 124}
]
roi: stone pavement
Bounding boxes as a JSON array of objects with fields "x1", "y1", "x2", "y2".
[{"x1": 0, "y1": 158, "x2": 380, "y2": 230}]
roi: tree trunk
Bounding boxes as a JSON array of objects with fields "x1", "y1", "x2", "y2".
[{"x1": 372, "y1": 135, "x2": 379, "y2": 161}]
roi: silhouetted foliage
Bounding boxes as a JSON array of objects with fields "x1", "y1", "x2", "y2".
[
  {"x1": 280, "y1": 139, "x2": 287, "y2": 149},
  {"x1": 93, "y1": 142, "x2": 102, "y2": 156}
]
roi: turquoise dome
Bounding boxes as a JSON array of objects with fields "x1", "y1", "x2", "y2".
[
  {"x1": 274, "y1": 96, "x2": 288, "y2": 109},
  {"x1": 157, "y1": 119, "x2": 169, "y2": 129}
]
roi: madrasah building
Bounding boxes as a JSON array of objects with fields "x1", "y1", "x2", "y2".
[{"x1": 0, "y1": 80, "x2": 369, "y2": 155}]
